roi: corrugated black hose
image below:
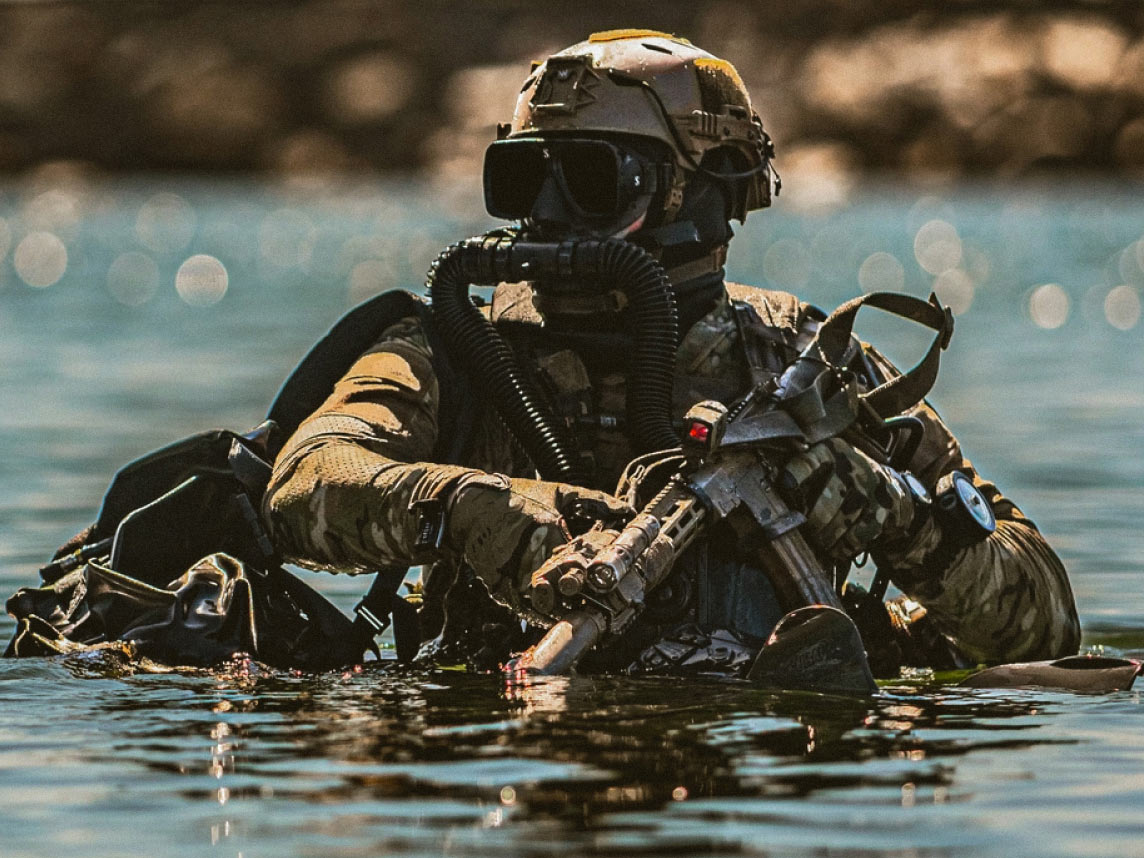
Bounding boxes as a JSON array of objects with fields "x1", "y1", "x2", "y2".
[{"x1": 427, "y1": 235, "x2": 679, "y2": 484}]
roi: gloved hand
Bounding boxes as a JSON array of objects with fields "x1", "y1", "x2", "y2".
[
  {"x1": 779, "y1": 437, "x2": 918, "y2": 564},
  {"x1": 445, "y1": 474, "x2": 632, "y2": 607}
]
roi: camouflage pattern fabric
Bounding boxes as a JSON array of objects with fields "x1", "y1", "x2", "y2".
[
  {"x1": 779, "y1": 437, "x2": 917, "y2": 563},
  {"x1": 262, "y1": 282, "x2": 1081, "y2": 667}
]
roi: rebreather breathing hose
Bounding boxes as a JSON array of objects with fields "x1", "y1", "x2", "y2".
[{"x1": 427, "y1": 235, "x2": 680, "y2": 485}]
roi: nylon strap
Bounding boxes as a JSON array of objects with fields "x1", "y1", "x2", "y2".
[
  {"x1": 352, "y1": 566, "x2": 419, "y2": 662},
  {"x1": 663, "y1": 244, "x2": 728, "y2": 286},
  {"x1": 811, "y1": 291, "x2": 954, "y2": 418}
]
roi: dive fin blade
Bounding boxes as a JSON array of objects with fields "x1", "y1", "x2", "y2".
[
  {"x1": 959, "y1": 655, "x2": 1141, "y2": 693},
  {"x1": 747, "y1": 605, "x2": 877, "y2": 694}
]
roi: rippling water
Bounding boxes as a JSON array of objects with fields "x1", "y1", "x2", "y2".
[{"x1": 1, "y1": 176, "x2": 1142, "y2": 857}]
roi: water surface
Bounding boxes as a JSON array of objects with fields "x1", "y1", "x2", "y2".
[{"x1": 0, "y1": 177, "x2": 1142, "y2": 856}]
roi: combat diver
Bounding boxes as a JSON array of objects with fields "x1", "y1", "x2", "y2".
[{"x1": 261, "y1": 31, "x2": 1080, "y2": 677}]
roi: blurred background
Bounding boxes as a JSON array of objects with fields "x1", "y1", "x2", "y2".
[
  {"x1": 2, "y1": 1, "x2": 1144, "y2": 302},
  {"x1": 1, "y1": 1, "x2": 1143, "y2": 179}
]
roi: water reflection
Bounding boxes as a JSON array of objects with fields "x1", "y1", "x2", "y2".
[
  {"x1": 53, "y1": 661, "x2": 1085, "y2": 857},
  {"x1": 1028, "y1": 283, "x2": 1070, "y2": 329},
  {"x1": 135, "y1": 191, "x2": 196, "y2": 254},
  {"x1": 1103, "y1": 284, "x2": 1141, "y2": 331},
  {"x1": 13, "y1": 230, "x2": 68, "y2": 287},
  {"x1": 858, "y1": 251, "x2": 905, "y2": 293},
  {"x1": 107, "y1": 251, "x2": 160, "y2": 306},
  {"x1": 175, "y1": 253, "x2": 228, "y2": 306}
]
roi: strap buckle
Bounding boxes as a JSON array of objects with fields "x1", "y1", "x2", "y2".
[{"x1": 353, "y1": 600, "x2": 391, "y2": 635}]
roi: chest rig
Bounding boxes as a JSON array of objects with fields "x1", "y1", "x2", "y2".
[{"x1": 488, "y1": 280, "x2": 825, "y2": 490}]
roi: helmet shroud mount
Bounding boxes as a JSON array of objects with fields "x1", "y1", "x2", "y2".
[{"x1": 500, "y1": 30, "x2": 776, "y2": 225}]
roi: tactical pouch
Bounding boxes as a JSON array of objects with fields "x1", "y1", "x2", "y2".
[
  {"x1": 6, "y1": 288, "x2": 470, "y2": 670},
  {"x1": 4, "y1": 426, "x2": 363, "y2": 670}
]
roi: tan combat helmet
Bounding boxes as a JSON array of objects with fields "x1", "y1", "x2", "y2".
[{"x1": 501, "y1": 30, "x2": 776, "y2": 224}]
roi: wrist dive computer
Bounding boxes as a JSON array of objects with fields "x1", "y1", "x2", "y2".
[{"x1": 933, "y1": 470, "x2": 996, "y2": 550}]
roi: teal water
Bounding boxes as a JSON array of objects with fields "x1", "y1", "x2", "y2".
[{"x1": 0, "y1": 176, "x2": 1142, "y2": 857}]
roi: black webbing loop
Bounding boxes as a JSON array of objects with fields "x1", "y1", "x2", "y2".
[{"x1": 352, "y1": 566, "x2": 419, "y2": 662}]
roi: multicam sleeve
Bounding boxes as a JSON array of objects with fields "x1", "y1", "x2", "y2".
[
  {"x1": 868, "y1": 380, "x2": 1082, "y2": 664},
  {"x1": 262, "y1": 315, "x2": 476, "y2": 574}
]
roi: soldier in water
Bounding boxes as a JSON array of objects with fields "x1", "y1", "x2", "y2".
[{"x1": 262, "y1": 31, "x2": 1080, "y2": 675}]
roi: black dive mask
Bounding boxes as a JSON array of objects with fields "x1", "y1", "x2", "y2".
[{"x1": 483, "y1": 137, "x2": 667, "y2": 239}]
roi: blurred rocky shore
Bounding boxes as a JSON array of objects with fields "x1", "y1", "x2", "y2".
[{"x1": 1, "y1": 0, "x2": 1142, "y2": 186}]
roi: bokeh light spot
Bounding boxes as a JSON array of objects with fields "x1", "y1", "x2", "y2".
[
  {"x1": 914, "y1": 219, "x2": 963, "y2": 275},
  {"x1": 858, "y1": 251, "x2": 904, "y2": 293},
  {"x1": 933, "y1": 269, "x2": 975, "y2": 315},
  {"x1": 1121, "y1": 240, "x2": 1144, "y2": 284},
  {"x1": 348, "y1": 258, "x2": 395, "y2": 304},
  {"x1": 13, "y1": 231, "x2": 68, "y2": 288},
  {"x1": 962, "y1": 245, "x2": 992, "y2": 286},
  {"x1": 0, "y1": 217, "x2": 11, "y2": 262},
  {"x1": 259, "y1": 208, "x2": 315, "y2": 270},
  {"x1": 809, "y1": 223, "x2": 855, "y2": 283},
  {"x1": 136, "y1": 192, "x2": 197, "y2": 253},
  {"x1": 107, "y1": 252, "x2": 160, "y2": 307},
  {"x1": 1103, "y1": 284, "x2": 1141, "y2": 331},
  {"x1": 907, "y1": 196, "x2": 956, "y2": 235},
  {"x1": 24, "y1": 189, "x2": 81, "y2": 233},
  {"x1": 175, "y1": 254, "x2": 228, "y2": 306},
  {"x1": 1028, "y1": 283, "x2": 1070, "y2": 329},
  {"x1": 762, "y1": 238, "x2": 811, "y2": 289}
]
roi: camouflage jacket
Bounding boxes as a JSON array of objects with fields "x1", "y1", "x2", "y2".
[{"x1": 263, "y1": 282, "x2": 1081, "y2": 665}]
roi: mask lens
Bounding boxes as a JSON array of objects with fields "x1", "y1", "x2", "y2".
[
  {"x1": 556, "y1": 142, "x2": 620, "y2": 217},
  {"x1": 483, "y1": 141, "x2": 547, "y2": 218}
]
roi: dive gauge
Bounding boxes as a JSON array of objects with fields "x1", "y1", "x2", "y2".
[{"x1": 934, "y1": 470, "x2": 996, "y2": 549}]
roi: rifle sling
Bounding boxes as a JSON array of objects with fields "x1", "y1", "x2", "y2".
[{"x1": 812, "y1": 291, "x2": 954, "y2": 418}]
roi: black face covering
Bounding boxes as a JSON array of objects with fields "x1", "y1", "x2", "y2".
[{"x1": 637, "y1": 149, "x2": 741, "y2": 331}]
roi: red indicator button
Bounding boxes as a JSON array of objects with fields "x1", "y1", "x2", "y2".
[{"x1": 688, "y1": 422, "x2": 710, "y2": 442}]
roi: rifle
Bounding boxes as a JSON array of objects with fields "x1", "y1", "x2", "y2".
[
  {"x1": 509, "y1": 373, "x2": 863, "y2": 683},
  {"x1": 506, "y1": 292, "x2": 960, "y2": 691}
]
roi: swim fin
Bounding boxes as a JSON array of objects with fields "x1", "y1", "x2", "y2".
[{"x1": 747, "y1": 605, "x2": 878, "y2": 694}]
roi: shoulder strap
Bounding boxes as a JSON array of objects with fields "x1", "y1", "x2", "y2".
[
  {"x1": 725, "y1": 291, "x2": 954, "y2": 449},
  {"x1": 265, "y1": 289, "x2": 473, "y2": 465},
  {"x1": 266, "y1": 290, "x2": 424, "y2": 452}
]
